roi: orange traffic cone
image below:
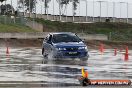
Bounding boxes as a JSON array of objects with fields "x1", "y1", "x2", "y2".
[
  {"x1": 99, "y1": 44, "x2": 104, "y2": 54},
  {"x1": 85, "y1": 71, "x2": 89, "y2": 78},
  {"x1": 124, "y1": 46, "x2": 129, "y2": 61},
  {"x1": 114, "y1": 48, "x2": 117, "y2": 56},
  {"x1": 6, "y1": 46, "x2": 9, "y2": 55},
  {"x1": 81, "y1": 67, "x2": 89, "y2": 78},
  {"x1": 79, "y1": 67, "x2": 91, "y2": 86}
]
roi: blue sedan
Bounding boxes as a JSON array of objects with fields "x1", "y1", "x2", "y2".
[{"x1": 42, "y1": 32, "x2": 89, "y2": 61}]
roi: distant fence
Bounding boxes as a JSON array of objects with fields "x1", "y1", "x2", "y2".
[
  {"x1": 0, "y1": 33, "x2": 108, "y2": 40},
  {"x1": 1, "y1": 13, "x2": 132, "y2": 25},
  {"x1": 0, "y1": 15, "x2": 26, "y2": 25},
  {"x1": 22, "y1": 13, "x2": 132, "y2": 23}
]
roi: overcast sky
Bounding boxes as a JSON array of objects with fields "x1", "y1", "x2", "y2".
[{"x1": 4, "y1": 0, "x2": 132, "y2": 18}]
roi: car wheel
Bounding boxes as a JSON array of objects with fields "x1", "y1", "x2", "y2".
[
  {"x1": 42, "y1": 48, "x2": 48, "y2": 59},
  {"x1": 42, "y1": 48, "x2": 44, "y2": 55}
]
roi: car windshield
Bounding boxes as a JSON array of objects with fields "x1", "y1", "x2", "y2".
[{"x1": 52, "y1": 34, "x2": 82, "y2": 43}]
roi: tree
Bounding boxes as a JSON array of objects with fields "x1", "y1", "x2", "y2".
[
  {"x1": 0, "y1": 0, "x2": 6, "y2": 14},
  {"x1": 56, "y1": 0, "x2": 79, "y2": 15},
  {"x1": 19, "y1": 0, "x2": 37, "y2": 13},
  {"x1": 72, "y1": 0, "x2": 79, "y2": 15},
  {"x1": 57, "y1": 0, "x2": 70, "y2": 14},
  {"x1": 42, "y1": 0, "x2": 51, "y2": 14}
]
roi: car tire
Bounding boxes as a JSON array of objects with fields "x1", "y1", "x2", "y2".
[
  {"x1": 42, "y1": 48, "x2": 48, "y2": 59},
  {"x1": 42, "y1": 48, "x2": 44, "y2": 55}
]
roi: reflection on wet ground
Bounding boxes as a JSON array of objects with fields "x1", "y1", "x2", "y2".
[{"x1": 0, "y1": 47, "x2": 132, "y2": 87}]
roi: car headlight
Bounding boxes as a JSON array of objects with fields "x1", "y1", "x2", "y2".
[
  {"x1": 78, "y1": 46, "x2": 87, "y2": 50},
  {"x1": 57, "y1": 48, "x2": 66, "y2": 50}
]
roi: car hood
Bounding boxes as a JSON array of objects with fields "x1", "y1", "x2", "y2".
[{"x1": 53, "y1": 42, "x2": 86, "y2": 48}]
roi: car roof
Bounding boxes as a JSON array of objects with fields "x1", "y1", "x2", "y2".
[{"x1": 49, "y1": 32, "x2": 75, "y2": 35}]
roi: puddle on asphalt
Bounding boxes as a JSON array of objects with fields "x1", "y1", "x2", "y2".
[{"x1": 0, "y1": 47, "x2": 132, "y2": 87}]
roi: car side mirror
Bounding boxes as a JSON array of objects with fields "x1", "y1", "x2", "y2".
[{"x1": 44, "y1": 38, "x2": 48, "y2": 41}]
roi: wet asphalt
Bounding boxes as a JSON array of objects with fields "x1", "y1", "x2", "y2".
[{"x1": 0, "y1": 47, "x2": 132, "y2": 87}]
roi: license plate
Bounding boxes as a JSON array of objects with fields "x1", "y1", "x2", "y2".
[{"x1": 69, "y1": 52, "x2": 77, "y2": 54}]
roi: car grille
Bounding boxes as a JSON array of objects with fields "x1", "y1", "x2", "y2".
[{"x1": 66, "y1": 47, "x2": 78, "y2": 51}]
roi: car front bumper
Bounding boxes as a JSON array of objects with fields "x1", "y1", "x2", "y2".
[{"x1": 53, "y1": 50, "x2": 89, "y2": 59}]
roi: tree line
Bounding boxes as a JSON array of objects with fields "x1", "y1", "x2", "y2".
[{"x1": 0, "y1": 0, "x2": 79, "y2": 15}]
